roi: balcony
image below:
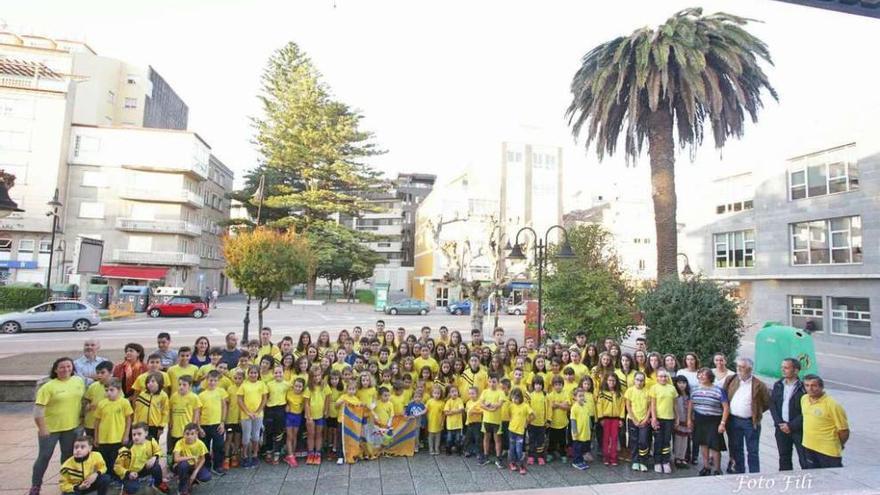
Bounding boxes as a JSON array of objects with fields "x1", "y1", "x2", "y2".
[
  {"x1": 119, "y1": 187, "x2": 204, "y2": 208},
  {"x1": 122, "y1": 161, "x2": 208, "y2": 180},
  {"x1": 116, "y1": 218, "x2": 201, "y2": 237},
  {"x1": 0, "y1": 75, "x2": 68, "y2": 93},
  {"x1": 112, "y1": 249, "x2": 200, "y2": 266}
]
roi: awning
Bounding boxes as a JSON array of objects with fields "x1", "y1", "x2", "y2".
[{"x1": 99, "y1": 265, "x2": 168, "y2": 281}]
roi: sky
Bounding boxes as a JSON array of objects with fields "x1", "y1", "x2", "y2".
[{"x1": 4, "y1": 0, "x2": 879, "y2": 226}]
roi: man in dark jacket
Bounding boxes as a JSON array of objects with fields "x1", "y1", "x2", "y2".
[{"x1": 770, "y1": 358, "x2": 807, "y2": 470}]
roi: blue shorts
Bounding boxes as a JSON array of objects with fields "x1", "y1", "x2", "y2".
[
  {"x1": 314, "y1": 418, "x2": 326, "y2": 427},
  {"x1": 285, "y1": 412, "x2": 303, "y2": 429}
]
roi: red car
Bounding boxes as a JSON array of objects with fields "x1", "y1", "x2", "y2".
[{"x1": 146, "y1": 296, "x2": 208, "y2": 319}]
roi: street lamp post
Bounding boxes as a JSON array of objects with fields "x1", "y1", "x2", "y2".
[
  {"x1": 677, "y1": 252, "x2": 694, "y2": 277},
  {"x1": 507, "y1": 225, "x2": 575, "y2": 345},
  {"x1": 0, "y1": 181, "x2": 24, "y2": 218},
  {"x1": 45, "y1": 188, "x2": 62, "y2": 301},
  {"x1": 243, "y1": 295, "x2": 251, "y2": 343}
]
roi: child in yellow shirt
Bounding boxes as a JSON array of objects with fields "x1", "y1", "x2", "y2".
[
  {"x1": 570, "y1": 388, "x2": 595, "y2": 470},
  {"x1": 83, "y1": 361, "x2": 113, "y2": 438},
  {"x1": 528, "y1": 375, "x2": 550, "y2": 465},
  {"x1": 547, "y1": 376, "x2": 571, "y2": 462},
  {"x1": 284, "y1": 377, "x2": 307, "y2": 467},
  {"x1": 425, "y1": 385, "x2": 446, "y2": 455},
  {"x1": 59, "y1": 436, "x2": 110, "y2": 494},
  {"x1": 463, "y1": 386, "x2": 483, "y2": 457},
  {"x1": 133, "y1": 371, "x2": 169, "y2": 441},
  {"x1": 507, "y1": 388, "x2": 534, "y2": 474},
  {"x1": 443, "y1": 386, "x2": 465, "y2": 454},
  {"x1": 94, "y1": 378, "x2": 133, "y2": 480}
]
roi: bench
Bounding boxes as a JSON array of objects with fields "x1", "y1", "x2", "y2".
[{"x1": 0, "y1": 375, "x2": 42, "y2": 402}]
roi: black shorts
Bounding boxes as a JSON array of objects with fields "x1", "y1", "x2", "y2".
[
  {"x1": 482, "y1": 423, "x2": 500, "y2": 436},
  {"x1": 226, "y1": 423, "x2": 242, "y2": 435},
  {"x1": 693, "y1": 413, "x2": 725, "y2": 451},
  {"x1": 325, "y1": 417, "x2": 339, "y2": 428}
]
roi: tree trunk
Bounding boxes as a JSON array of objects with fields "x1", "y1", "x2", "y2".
[
  {"x1": 307, "y1": 273, "x2": 317, "y2": 299},
  {"x1": 257, "y1": 297, "x2": 266, "y2": 329},
  {"x1": 647, "y1": 108, "x2": 678, "y2": 281},
  {"x1": 327, "y1": 279, "x2": 334, "y2": 300}
]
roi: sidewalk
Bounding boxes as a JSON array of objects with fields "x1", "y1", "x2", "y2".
[{"x1": 3, "y1": 388, "x2": 876, "y2": 495}]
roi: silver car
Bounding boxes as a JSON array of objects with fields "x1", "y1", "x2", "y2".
[
  {"x1": 506, "y1": 302, "x2": 528, "y2": 315},
  {"x1": 1, "y1": 301, "x2": 101, "y2": 333}
]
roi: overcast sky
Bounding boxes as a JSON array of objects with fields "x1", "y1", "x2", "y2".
[{"x1": 4, "y1": 0, "x2": 879, "y2": 223}]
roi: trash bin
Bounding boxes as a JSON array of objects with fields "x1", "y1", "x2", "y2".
[
  {"x1": 87, "y1": 285, "x2": 110, "y2": 309},
  {"x1": 51, "y1": 283, "x2": 78, "y2": 300},
  {"x1": 754, "y1": 322, "x2": 820, "y2": 379},
  {"x1": 118, "y1": 285, "x2": 150, "y2": 312}
]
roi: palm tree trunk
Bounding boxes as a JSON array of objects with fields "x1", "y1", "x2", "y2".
[{"x1": 647, "y1": 108, "x2": 678, "y2": 280}]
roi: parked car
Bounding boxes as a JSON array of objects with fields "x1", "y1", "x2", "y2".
[
  {"x1": 446, "y1": 299, "x2": 492, "y2": 316},
  {"x1": 383, "y1": 298, "x2": 430, "y2": 315},
  {"x1": 506, "y1": 301, "x2": 528, "y2": 315},
  {"x1": 147, "y1": 295, "x2": 208, "y2": 318},
  {"x1": 0, "y1": 301, "x2": 101, "y2": 333}
]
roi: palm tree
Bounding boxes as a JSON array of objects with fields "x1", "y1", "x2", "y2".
[{"x1": 566, "y1": 8, "x2": 777, "y2": 280}]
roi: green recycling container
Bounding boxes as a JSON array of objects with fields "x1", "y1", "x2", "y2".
[{"x1": 754, "y1": 322, "x2": 820, "y2": 379}]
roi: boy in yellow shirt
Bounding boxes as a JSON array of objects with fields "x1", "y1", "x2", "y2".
[
  {"x1": 547, "y1": 376, "x2": 571, "y2": 462},
  {"x1": 132, "y1": 353, "x2": 171, "y2": 397},
  {"x1": 168, "y1": 376, "x2": 202, "y2": 456},
  {"x1": 499, "y1": 378, "x2": 512, "y2": 455},
  {"x1": 624, "y1": 371, "x2": 651, "y2": 472},
  {"x1": 173, "y1": 423, "x2": 211, "y2": 495},
  {"x1": 570, "y1": 388, "x2": 594, "y2": 470},
  {"x1": 478, "y1": 373, "x2": 506, "y2": 467},
  {"x1": 167, "y1": 347, "x2": 198, "y2": 394},
  {"x1": 83, "y1": 361, "x2": 113, "y2": 438},
  {"x1": 527, "y1": 375, "x2": 550, "y2": 465},
  {"x1": 59, "y1": 435, "x2": 110, "y2": 495},
  {"x1": 94, "y1": 378, "x2": 133, "y2": 481},
  {"x1": 224, "y1": 369, "x2": 245, "y2": 468},
  {"x1": 133, "y1": 371, "x2": 169, "y2": 441},
  {"x1": 463, "y1": 387, "x2": 483, "y2": 458},
  {"x1": 443, "y1": 386, "x2": 465, "y2": 454},
  {"x1": 115, "y1": 422, "x2": 167, "y2": 495},
  {"x1": 198, "y1": 371, "x2": 229, "y2": 474},
  {"x1": 507, "y1": 388, "x2": 534, "y2": 474},
  {"x1": 265, "y1": 366, "x2": 291, "y2": 464}
]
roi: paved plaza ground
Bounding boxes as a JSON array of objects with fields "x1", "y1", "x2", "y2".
[{"x1": 4, "y1": 384, "x2": 878, "y2": 495}]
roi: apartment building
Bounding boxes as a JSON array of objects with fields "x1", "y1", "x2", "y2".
[
  {"x1": 500, "y1": 141, "x2": 564, "y2": 244},
  {"x1": 0, "y1": 30, "x2": 231, "y2": 293},
  {"x1": 686, "y1": 141, "x2": 879, "y2": 353}
]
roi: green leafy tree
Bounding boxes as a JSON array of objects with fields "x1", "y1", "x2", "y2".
[
  {"x1": 306, "y1": 221, "x2": 383, "y2": 300},
  {"x1": 638, "y1": 276, "x2": 743, "y2": 365},
  {"x1": 249, "y1": 42, "x2": 385, "y2": 297},
  {"x1": 566, "y1": 8, "x2": 777, "y2": 280},
  {"x1": 223, "y1": 228, "x2": 315, "y2": 330},
  {"x1": 543, "y1": 225, "x2": 637, "y2": 343}
]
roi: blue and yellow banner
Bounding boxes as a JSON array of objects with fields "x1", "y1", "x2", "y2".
[{"x1": 341, "y1": 403, "x2": 418, "y2": 463}]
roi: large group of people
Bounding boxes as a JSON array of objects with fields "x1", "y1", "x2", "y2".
[{"x1": 30, "y1": 323, "x2": 850, "y2": 495}]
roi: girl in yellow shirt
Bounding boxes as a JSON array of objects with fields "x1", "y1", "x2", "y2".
[
  {"x1": 425, "y1": 386, "x2": 446, "y2": 455},
  {"x1": 284, "y1": 378, "x2": 306, "y2": 467},
  {"x1": 597, "y1": 374, "x2": 625, "y2": 466}
]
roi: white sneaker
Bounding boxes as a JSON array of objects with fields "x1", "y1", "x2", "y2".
[
  {"x1": 663, "y1": 463, "x2": 672, "y2": 474},
  {"x1": 632, "y1": 462, "x2": 639, "y2": 471},
  {"x1": 639, "y1": 463, "x2": 648, "y2": 472},
  {"x1": 336, "y1": 458, "x2": 344, "y2": 465},
  {"x1": 654, "y1": 464, "x2": 662, "y2": 473}
]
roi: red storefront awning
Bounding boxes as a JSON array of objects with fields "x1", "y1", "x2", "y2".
[{"x1": 99, "y1": 265, "x2": 169, "y2": 281}]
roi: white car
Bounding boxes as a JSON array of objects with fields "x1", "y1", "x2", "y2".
[
  {"x1": 506, "y1": 302, "x2": 528, "y2": 315},
  {"x1": 1, "y1": 301, "x2": 101, "y2": 334}
]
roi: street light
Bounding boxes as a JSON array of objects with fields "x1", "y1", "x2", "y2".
[
  {"x1": 677, "y1": 253, "x2": 694, "y2": 277},
  {"x1": 507, "y1": 224, "x2": 575, "y2": 345},
  {"x1": 45, "y1": 188, "x2": 62, "y2": 300},
  {"x1": 0, "y1": 181, "x2": 24, "y2": 218}
]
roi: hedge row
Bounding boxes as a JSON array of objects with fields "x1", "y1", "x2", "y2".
[{"x1": 0, "y1": 286, "x2": 45, "y2": 311}]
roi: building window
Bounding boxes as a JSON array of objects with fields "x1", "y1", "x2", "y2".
[
  {"x1": 715, "y1": 200, "x2": 754, "y2": 215},
  {"x1": 789, "y1": 153, "x2": 859, "y2": 200},
  {"x1": 790, "y1": 296, "x2": 823, "y2": 333},
  {"x1": 78, "y1": 202, "x2": 105, "y2": 219},
  {"x1": 830, "y1": 297, "x2": 871, "y2": 338},
  {"x1": 126, "y1": 75, "x2": 138, "y2": 85},
  {"x1": 714, "y1": 230, "x2": 755, "y2": 268},
  {"x1": 638, "y1": 259, "x2": 646, "y2": 271},
  {"x1": 74, "y1": 135, "x2": 101, "y2": 157},
  {"x1": 124, "y1": 98, "x2": 137, "y2": 109},
  {"x1": 81, "y1": 171, "x2": 107, "y2": 187},
  {"x1": 791, "y1": 216, "x2": 861, "y2": 265},
  {"x1": 0, "y1": 239, "x2": 11, "y2": 252},
  {"x1": 39, "y1": 240, "x2": 51, "y2": 254},
  {"x1": 18, "y1": 239, "x2": 34, "y2": 253},
  {"x1": 435, "y1": 287, "x2": 449, "y2": 307}
]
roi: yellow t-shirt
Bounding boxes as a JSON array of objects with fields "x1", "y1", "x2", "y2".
[
  {"x1": 173, "y1": 438, "x2": 208, "y2": 460},
  {"x1": 624, "y1": 386, "x2": 650, "y2": 423},
  {"x1": 35, "y1": 377, "x2": 85, "y2": 433},
  {"x1": 132, "y1": 370, "x2": 171, "y2": 395},
  {"x1": 331, "y1": 362, "x2": 350, "y2": 374},
  {"x1": 237, "y1": 380, "x2": 268, "y2": 417},
  {"x1": 328, "y1": 387, "x2": 343, "y2": 419},
  {"x1": 375, "y1": 400, "x2": 394, "y2": 426},
  {"x1": 500, "y1": 393, "x2": 511, "y2": 422},
  {"x1": 286, "y1": 388, "x2": 306, "y2": 414},
  {"x1": 83, "y1": 381, "x2": 106, "y2": 429},
  {"x1": 198, "y1": 387, "x2": 229, "y2": 425},
  {"x1": 443, "y1": 398, "x2": 464, "y2": 430},
  {"x1": 465, "y1": 399, "x2": 483, "y2": 425},
  {"x1": 458, "y1": 368, "x2": 488, "y2": 399},
  {"x1": 390, "y1": 393, "x2": 407, "y2": 417},
  {"x1": 649, "y1": 383, "x2": 677, "y2": 420},
  {"x1": 166, "y1": 364, "x2": 198, "y2": 393},
  {"x1": 266, "y1": 380, "x2": 290, "y2": 407},
  {"x1": 801, "y1": 394, "x2": 849, "y2": 458},
  {"x1": 306, "y1": 385, "x2": 331, "y2": 420},
  {"x1": 564, "y1": 363, "x2": 589, "y2": 382},
  {"x1": 257, "y1": 344, "x2": 282, "y2": 362},
  {"x1": 169, "y1": 392, "x2": 202, "y2": 438},
  {"x1": 529, "y1": 390, "x2": 549, "y2": 427},
  {"x1": 562, "y1": 380, "x2": 578, "y2": 399},
  {"x1": 547, "y1": 390, "x2": 571, "y2": 429},
  {"x1": 570, "y1": 400, "x2": 594, "y2": 441},
  {"x1": 426, "y1": 398, "x2": 446, "y2": 433},
  {"x1": 226, "y1": 383, "x2": 242, "y2": 424},
  {"x1": 479, "y1": 388, "x2": 506, "y2": 425},
  {"x1": 113, "y1": 439, "x2": 162, "y2": 479},
  {"x1": 414, "y1": 357, "x2": 440, "y2": 377},
  {"x1": 95, "y1": 397, "x2": 134, "y2": 444},
  {"x1": 356, "y1": 387, "x2": 378, "y2": 408},
  {"x1": 134, "y1": 391, "x2": 169, "y2": 427},
  {"x1": 508, "y1": 402, "x2": 533, "y2": 436}
]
